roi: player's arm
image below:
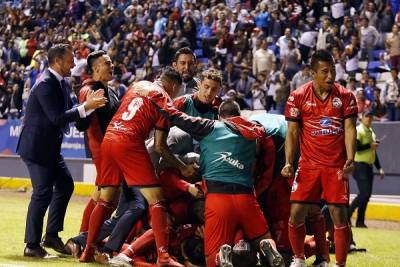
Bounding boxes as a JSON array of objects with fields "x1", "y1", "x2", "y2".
[
  {"x1": 154, "y1": 129, "x2": 197, "y2": 178},
  {"x1": 343, "y1": 117, "x2": 356, "y2": 174},
  {"x1": 281, "y1": 121, "x2": 299, "y2": 177}
]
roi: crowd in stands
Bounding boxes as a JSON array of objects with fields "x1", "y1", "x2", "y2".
[{"x1": 0, "y1": 0, "x2": 399, "y2": 120}]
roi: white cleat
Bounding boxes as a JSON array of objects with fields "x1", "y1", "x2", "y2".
[
  {"x1": 109, "y1": 253, "x2": 132, "y2": 267},
  {"x1": 259, "y1": 239, "x2": 285, "y2": 267},
  {"x1": 290, "y1": 257, "x2": 307, "y2": 267},
  {"x1": 218, "y1": 244, "x2": 233, "y2": 267}
]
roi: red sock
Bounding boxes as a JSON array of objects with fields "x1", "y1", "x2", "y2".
[
  {"x1": 334, "y1": 224, "x2": 350, "y2": 266},
  {"x1": 123, "y1": 229, "x2": 156, "y2": 258},
  {"x1": 85, "y1": 200, "x2": 114, "y2": 248},
  {"x1": 288, "y1": 222, "x2": 306, "y2": 259},
  {"x1": 79, "y1": 198, "x2": 97, "y2": 233},
  {"x1": 309, "y1": 213, "x2": 328, "y2": 260},
  {"x1": 304, "y1": 237, "x2": 316, "y2": 258},
  {"x1": 150, "y1": 201, "x2": 169, "y2": 256}
]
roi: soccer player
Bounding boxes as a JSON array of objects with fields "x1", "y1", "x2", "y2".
[
  {"x1": 80, "y1": 67, "x2": 197, "y2": 267},
  {"x1": 76, "y1": 50, "x2": 120, "y2": 233},
  {"x1": 157, "y1": 98, "x2": 284, "y2": 267},
  {"x1": 281, "y1": 50, "x2": 358, "y2": 267}
]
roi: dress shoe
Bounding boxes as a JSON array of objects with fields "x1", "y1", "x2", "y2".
[
  {"x1": 355, "y1": 222, "x2": 368, "y2": 228},
  {"x1": 41, "y1": 234, "x2": 68, "y2": 254},
  {"x1": 64, "y1": 238, "x2": 82, "y2": 258},
  {"x1": 24, "y1": 246, "x2": 58, "y2": 259}
]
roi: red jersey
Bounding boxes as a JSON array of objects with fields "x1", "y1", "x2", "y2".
[
  {"x1": 285, "y1": 81, "x2": 357, "y2": 168},
  {"x1": 104, "y1": 81, "x2": 170, "y2": 143}
]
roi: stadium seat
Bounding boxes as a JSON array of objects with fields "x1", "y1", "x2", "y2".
[
  {"x1": 373, "y1": 50, "x2": 384, "y2": 60},
  {"x1": 367, "y1": 61, "x2": 381, "y2": 71},
  {"x1": 194, "y1": 49, "x2": 203, "y2": 57},
  {"x1": 369, "y1": 72, "x2": 379, "y2": 79},
  {"x1": 197, "y1": 58, "x2": 208, "y2": 64}
]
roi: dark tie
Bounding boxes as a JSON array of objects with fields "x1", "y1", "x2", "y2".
[{"x1": 61, "y1": 79, "x2": 70, "y2": 134}]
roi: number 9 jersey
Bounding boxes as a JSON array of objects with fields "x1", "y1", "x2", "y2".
[{"x1": 104, "y1": 82, "x2": 171, "y2": 143}]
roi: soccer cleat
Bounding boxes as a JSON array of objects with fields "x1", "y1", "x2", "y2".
[
  {"x1": 259, "y1": 239, "x2": 284, "y2": 267},
  {"x1": 312, "y1": 256, "x2": 329, "y2": 267},
  {"x1": 218, "y1": 244, "x2": 233, "y2": 267},
  {"x1": 289, "y1": 258, "x2": 307, "y2": 267},
  {"x1": 157, "y1": 252, "x2": 184, "y2": 267},
  {"x1": 109, "y1": 253, "x2": 132, "y2": 267}
]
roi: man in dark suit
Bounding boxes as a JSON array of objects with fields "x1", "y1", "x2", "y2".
[
  {"x1": 17, "y1": 43, "x2": 107, "y2": 258},
  {"x1": 172, "y1": 47, "x2": 199, "y2": 96}
]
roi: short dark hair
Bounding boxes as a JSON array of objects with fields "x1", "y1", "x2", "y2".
[
  {"x1": 310, "y1": 50, "x2": 334, "y2": 70},
  {"x1": 48, "y1": 43, "x2": 73, "y2": 65},
  {"x1": 173, "y1": 47, "x2": 196, "y2": 62},
  {"x1": 161, "y1": 66, "x2": 182, "y2": 85},
  {"x1": 391, "y1": 67, "x2": 398, "y2": 73},
  {"x1": 199, "y1": 68, "x2": 223, "y2": 85},
  {"x1": 219, "y1": 100, "x2": 240, "y2": 118},
  {"x1": 86, "y1": 50, "x2": 106, "y2": 75}
]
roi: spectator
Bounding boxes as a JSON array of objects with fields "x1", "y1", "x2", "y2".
[
  {"x1": 281, "y1": 39, "x2": 301, "y2": 80},
  {"x1": 277, "y1": 28, "x2": 296, "y2": 59},
  {"x1": 316, "y1": 18, "x2": 332, "y2": 50},
  {"x1": 385, "y1": 24, "x2": 400, "y2": 70},
  {"x1": 371, "y1": 88, "x2": 387, "y2": 119},
  {"x1": 381, "y1": 68, "x2": 400, "y2": 121},
  {"x1": 290, "y1": 64, "x2": 312, "y2": 92},
  {"x1": 344, "y1": 35, "x2": 360, "y2": 77},
  {"x1": 359, "y1": 17, "x2": 379, "y2": 61},
  {"x1": 253, "y1": 39, "x2": 276, "y2": 77}
]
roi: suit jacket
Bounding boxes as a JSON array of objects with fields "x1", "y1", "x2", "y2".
[{"x1": 17, "y1": 70, "x2": 80, "y2": 164}]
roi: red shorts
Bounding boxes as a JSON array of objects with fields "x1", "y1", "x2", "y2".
[
  {"x1": 91, "y1": 153, "x2": 102, "y2": 186},
  {"x1": 204, "y1": 193, "x2": 268, "y2": 266},
  {"x1": 98, "y1": 139, "x2": 159, "y2": 187},
  {"x1": 259, "y1": 175, "x2": 292, "y2": 252},
  {"x1": 290, "y1": 165, "x2": 349, "y2": 205}
]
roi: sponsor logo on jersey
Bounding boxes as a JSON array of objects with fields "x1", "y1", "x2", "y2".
[
  {"x1": 211, "y1": 152, "x2": 244, "y2": 170},
  {"x1": 288, "y1": 95, "x2": 295, "y2": 102},
  {"x1": 332, "y1": 97, "x2": 342, "y2": 108},
  {"x1": 320, "y1": 117, "x2": 332, "y2": 128},
  {"x1": 305, "y1": 101, "x2": 317, "y2": 107},
  {"x1": 113, "y1": 122, "x2": 126, "y2": 131},
  {"x1": 290, "y1": 107, "x2": 300, "y2": 117},
  {"x1": 311, "y1": 128, "x2": 344, "y2": 136}
]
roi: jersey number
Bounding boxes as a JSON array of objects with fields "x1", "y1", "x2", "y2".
[{"x1": 121, "y1": 98, "x2": 144, "y2": 121}]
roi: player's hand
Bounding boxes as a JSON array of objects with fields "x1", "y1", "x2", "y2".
[
  {"x1": 281, "y1": 163, "x2": 294, "y2": 178},
  {"x1": 343, "y1": 159, "x2": 355, "y2": 174},
  {"x1": 370, "y1": 142, "x2": 379, "y2": 150},
  {"x1": 188, "y1": 184, "x2": 204, "y2": 199},
  {"x1": 84, "y1": 89, "x2": 107, "y2": 110},
  {"x1": 180, "y1": 162, "x2": 199, "y2": 178},
  {"x1": 379, "y1": 168, "x2": 385, "y2": 180}
]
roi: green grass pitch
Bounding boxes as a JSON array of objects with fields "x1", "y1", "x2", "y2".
[{"x1": 0, "y1": 190, "x2": 399, "y2": 267}]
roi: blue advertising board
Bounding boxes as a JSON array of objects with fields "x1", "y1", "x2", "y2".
[{"x1": 0, "y1": 119, "x2": 87, "y2": 158}]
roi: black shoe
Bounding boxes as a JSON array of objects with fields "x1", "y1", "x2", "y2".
[
  {"x1": 64, "y1": 238, "x2": 82, "y2": 258},
  {"x1": 24, "y1": 246, "x2": 58, "y2": 259},
  {"x1": 41, "y1": 234, "x2": 68, "y2": 254},
  {"x1": 355, "y1": 222, "x2": 368, "y2": 228}
]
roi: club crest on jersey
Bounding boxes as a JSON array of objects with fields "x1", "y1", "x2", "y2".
[
  {"x1": 290, "y1": 107, "x2": 300, "y2": 117},
  {"x1": 332, "y1": 97, "x2": 342, "y2": 108},
  {"x1": 320, "y1": 118, "x2": 332, "y2": 128},
  {"x1": 288, "y1": 95, "x2": 295, "y2": 102}
]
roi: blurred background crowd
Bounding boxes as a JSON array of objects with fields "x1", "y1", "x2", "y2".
[{"x1": 0, "y1": 0, "x2": 399, "y2": 120}]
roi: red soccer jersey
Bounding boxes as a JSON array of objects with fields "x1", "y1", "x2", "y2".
[
  {"x1": 104, "y1": 83, "x2": 170, "y2": 143},
  {"x1": 285, "y1": 81, "x2": 358, "y2": 168}
]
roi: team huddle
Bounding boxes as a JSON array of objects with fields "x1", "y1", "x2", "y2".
[{"x1": 21, "y1": 45, "x2": 358, "y2": 267}]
